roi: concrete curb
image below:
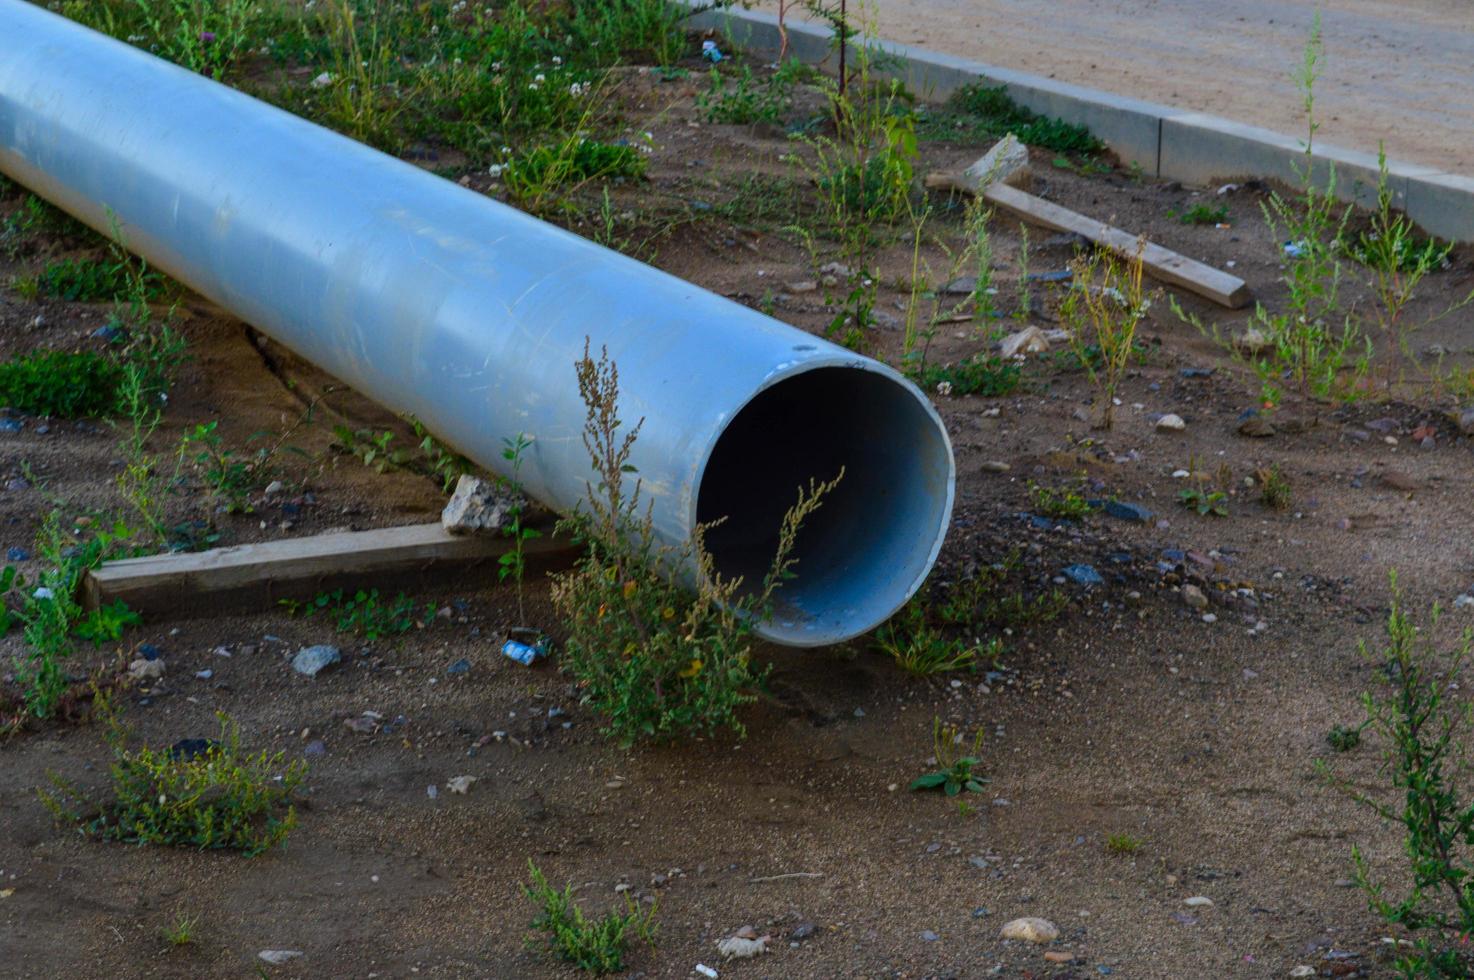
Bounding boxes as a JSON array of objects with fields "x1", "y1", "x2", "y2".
[{"x1": 683, "y1": 5, "x2": 1473, "y2": 242}]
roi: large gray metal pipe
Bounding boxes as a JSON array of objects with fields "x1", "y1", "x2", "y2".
[{"x1": 0, "y1": 0, "x2": 954, "y2": 646}]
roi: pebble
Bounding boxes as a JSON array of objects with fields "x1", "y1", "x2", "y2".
[
  {"x1": 0, "y1": 418, "x2": 21, "y2": 434},
  {"x1": 446, "y1": 657, "x2": 472, "y2": 675},
  {"x1": 1453, "y1": 595, "x2": 1474, "y2": 610},
  {"x1": 1182, "y1": 584, "x2": 1209, "y2": 610},
  {"x1": 790, "y1": 922, "x2": 816, "y2": 940},
  {"x1": 446, "y1": 775, "x2": 477, "y2": 794},
  {"x1": 785, "y1": 280, "x2": 817, "y2": 294},
  {"x1": 128, "y1": 658, "x2": 165, "y2": 681},
  {"x1": 5, "y1": 547, "x2": 28, "y2": 561},
  {"x1": 718, "y1": 933, "x2": 770, "y2": 957},
  {"x1": 263, "y1": 480, "x2": 285, "y2": 496},
  {"x1": 442, "y1": 475, "x2": 518, "y2": 535},
  {"x1": 194, "y1": 668, "x2": 213, "y2": 680},
  {"x1": 304, "y1": 739, "x2": 327, "y2": 758},
  {"x1": 292, "y1": 645, "x2": 342, "y2": 677},
  {"x1": 1458, "y1": 407, "x2": 1474, "y2": 436},
  {"x1": 919, "y1": 930, "x2": 939, "y2": 942},
  {"x1": 1000, "y1": 917, "x2": 1059, "y2": 943},
  {"x1": 1155, "y1": 413, "x2": 1186, "y2": 432},
  {"x1": 258, "y1": 951, "x2": 303, "y2": 965},
  {"x1": 1290, "y1": 968, "x2": 1316, "y2": 978},
  {"x1": 980, "y1": 460, "x2": 1011, "y2": 473},
  {"x1": 1062, "y1": 564, "x2": 1103, "y2": 587},
  {"x1": 1044, "y1": 951, "x2": 1075, "y2": 963},
  {"x1": 1184, "y1": 896, "x2": 1214, "y2": 908},
  {"x1": 1102, "y1": 500, "x2": 1152, "y2": 523},
  {"x1": 1201, "y1": 613, "x2": 1217, "y2": 624}
]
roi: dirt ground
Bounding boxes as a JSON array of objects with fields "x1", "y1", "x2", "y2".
[
  {"x1": 758, "y1": 0, "x2": 1474, "y2": 174},
  {"x1": 4, "y1": 51, "x2": 1474, "y2": 980}
]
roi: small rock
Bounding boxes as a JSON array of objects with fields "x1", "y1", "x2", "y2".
[
  {"x1": 1234, "y1": 327, "x2": 1271, "y2": 355},
  {"x1": 962, "y1": 133, "x2": 1031, "y2": 191},
  {"x1": 1061, "y1": 564, "x2": 1103, "y2": 587},
  {"x1": 446, "y1": 775, "x2": 478, "y2": 795},
  {"x1": 980, "y1": 460, "x2": 1011, "y2": 473},
  {"x1": 1238, "y1": 417, "x2": 1277, "y2": 438},
  {"x1": 1290, "y1": 967, "x2": 1316, "y2": 978},
  {"x1": 263, "y1": 480, "x2": 285, "y2": 496},
  {"x1": 1102, "y1": 500, "x2": 1152, "y2": 523},
  {"x1": 304, "y1": 739, "x2": 327, "y2": 757},
  {"x1": 1457, "y1": 407, "x2": 1474, "y2": 436},
  {"x1": 442, "y1": 475, "x2": 519, "y2": 535},
  {"x1": 718, "y1": 933, "x2": 770, "y2": 958},
  {"x1": 919, "y1": 930, "x2": 940, "y2": 942},
  {"x1": 128, "y1": 658, "x2": 165, "y2": 681},
  {"x1": 0, "y1": 419, "x2": 22, "y2": 434},
  {"x1": 790, "y1": 922, "x2": 816, "y2": 940},
  {"x1": 818, "y1": 261, "x2": 852, "y2": 279},
  {"x1": 1155, "y1": 413, "x2": 1186, "y2": 432},
  {"x1": 1453, "y1": 595, "x2": 1474, "y2": 610},
  {"x1": 1000, "y1": 917, "x2": 1059, "y2": 943},
  {"x1": 785, "y1": 280, "x2": 816, "y2": 294},
  {"x1": 1379, "y1": 470, "x2": 1419, "y2": 492},
  {"x1": 310, "y1": 71, "x2": 332, "y2": 88},
  {"x1": 292, "y1": 645, "x2": 342, "y2": 677},
  {"x1": 999, "y1": 325, "x2": 1050, "y2": 359},
  {"x1": 1184, "y1": 896, "x2": 1214, "y2": 908},
  {"x1": 259, "y1": 951, "x2": 304, "y2": 965},
  {"x1": 1182, "y1": 584, "x2": 1209, "y2": 610},
  {"x1": 194, "y1": 668, "x2": 213, "y2": 681},
  {"x1": 5, "y1": 547, "x2": 28, "y2": 561},
  {"x1": 446, "y1": 657, "x2": 471, "y2": 675},
  {"x1": 1044, "y1": 951, "x2": 1075, "y2": 964}
]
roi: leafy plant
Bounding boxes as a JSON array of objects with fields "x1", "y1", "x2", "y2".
[
  {"x1": 1028, "y1": 480, "x2": 1093, "y2": 521},
  {"x1": 1106, "y1": 832, "x2": 1144, "y2": 855},
  {"x1": 179, "y1": 420, "x2": 283, "y2": 514},
  {"x1": 551, "y1": 342, "x2": 840, "y2": 744},
  {"x1": 1322, "y1": 574, "x2": 1474, "y2": 976},
  {"x1": 161, "y1": 911, "x2": 200, "y2": 947},
  {"x1": 1256, "y1": 463, "x2": 1292, "y2": 511},
  {"x1": 1327, "y1": 722, "x2": 1365, "y2": 752},
  {"x1": 1168, "y1": 203, "x2": 1228, "y2": 226},
  {"x1": 1178, "y1": 485, "x2": 1229, "y2": 517},
  {"x1": 696, "y1": 61, "x2": 806, "y2": 125},
  {"x1": 875, "y1": 598, "x2": 997, "y2": 676},
  {"x1": 1059, "y1": 244, "x2": 1151, "y2": 428},
  {"x1": 524, "y1": 861, "x2": 657, "y2": 974},
  {"x1": 921, "y1": 82, "x2": 1101, "y2": 156},
  {"x1": 910, "y1": 717, "x2": 989, "y2": 797},
  {"x1": 12, "y1": 255, "x2": 164, "y2": 304},
  {"x1": 909, "y1": 353, "x2": 1021, "y2": 397},
  {"x1": 281, "y1": 588, "x2": 431, "y2": 641},
  {"x1": 41, "y1": 705, "x2": 305, "y2": 857},
  {"x1": 0, "y1": 349, "x2": 126, "y2": 418},
  {"x1": 499, "y1": 433, "x2": 540, "y2": 623}
]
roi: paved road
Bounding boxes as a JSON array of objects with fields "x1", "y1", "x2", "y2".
[{"x1": 764, "y1": 0, "x2": 1474, "y2": 173}]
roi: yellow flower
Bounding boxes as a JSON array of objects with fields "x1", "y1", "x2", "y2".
[
  {"x1": 677, "y1": 659, "x2": 703, "y2": 678},
  {"x1": 662, "y1": 606, "x2": 675, "y2": 620},
  {"x1": 622, "y1": 580, "x2": 637, "y2": 599}
]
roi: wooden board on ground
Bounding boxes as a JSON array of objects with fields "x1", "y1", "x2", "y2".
[
  {"x1": 81, "y1": 522, "x2": 574, "y2": 619},
  {"x1": 926, "y1": 172, "x2": 1252, "y2": 309}
]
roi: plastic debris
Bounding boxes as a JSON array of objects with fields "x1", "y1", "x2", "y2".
[
  {"x1": 502, "y1": 629, "x2": 547, "y2": 665},
  {"x1": 695, "y1": 965, "x2": 719, "y2": 979},
  {"x1": 701, "y1": 40, "x2": 722, "y2": 63}
]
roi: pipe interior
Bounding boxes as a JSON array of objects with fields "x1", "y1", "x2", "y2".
[{"x1": 697, "y1": 367, "x2": 951, "y2": 645}]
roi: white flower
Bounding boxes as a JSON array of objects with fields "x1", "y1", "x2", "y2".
[
  {"x1": 534, "y1": 73, "x2": 545, "y2": 83},
  {"x1": 311, "y1": 72, "x2": 333, "y2": 89},
  {"x1": 487, "y1": 164, "x2": 504, "y2": 178},
  {"x1": 527, "y1": 83, "x2": 539, "y2": 91},
  {"x1": 936, "y1": 381, "x2": 953, "y2": 397},
  {"x1": 552, "y1": 55, "x2": 562, "y2": 65}
]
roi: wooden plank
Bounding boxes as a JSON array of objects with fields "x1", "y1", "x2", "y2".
[
  {"x1": 82, "y1": 522, "x2": 575, "y2": 619},
  {"x1": 926, "y1": 172, "x2": 1252, "y2": 309}
]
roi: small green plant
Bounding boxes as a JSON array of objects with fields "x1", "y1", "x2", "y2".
[
  {"x1": 13, "y1": 255, "x2": 164, "y2": 304},
  {"x1": 281, "y1": 588, "x2": 431, "y2": 641},
  {"x1": 410, "y1": 418, "x2": 475, "y2": 493},
  {"x1": 1178, "y1": 485, "x2": 1229, "y2": 517},
  {"x1": 499, "y1": 433, "x2": 541, "y2": 622},
  {"x1": 1059, "y1": 244, "x2": 1151, "y2": 428},
  {"x1": 1168, "y1": 203, "x2": 1229, "y2": 226},
  {"x1": 161, "y1": 911, "x2": 200, "y2": 947},
  {"x1": 333, "y1": 425, "x2": 411, "y2": 474},
  {"x1": 0, "y1": 349, "x2": 126, "y2": 418},
  {"x1": 1106, "y1": 832, "x2": 1145, "y2": 855},
  {"x1": 909, "y1": 353, "x2": 1021, "y2": 397},
  {"x1": 1256, "y1": 463, "x2": 1292, "y2": 511},
  {"x1": 551, "y1": 342, "x2": 840, "y2": 744},
  {"x1": 1028, "y1": 480, "x2": 1093, "y2": 521},
  {"x1": 921, "y1": 82, "x2": 1102, "y2": 156},
  {"x1": 696, "y1": 61, "x2": 804, "y2": 125},
  {"x1": 1014, "y1": 223, "x2": 1031, "y2": 320},
  {"x1": 41, "y1": 705, "x2": 305, "y2": 856},
  {"x1": 910, "y1": 717, "x2": 989, "y2": 797},
  {"x1": 875, "y1": 598, "x2": 998, "y2": 676},
  {"x1": 523, "y1": 861, "x2": 657, "y2": 974},
  {"x1": 505, "y1": 135, "x2": 648, "y2": 214},
  {"x1": 179, "y1": 420, "x2": 284, "y2": 515},
  {"x1": 1321, "y1": 573, "x2": 1474, "y2": 976},
  {"x1": 1326, "y1": 723, "x2": 1365, "y2": 752}
]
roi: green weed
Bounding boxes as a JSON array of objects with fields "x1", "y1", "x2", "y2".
[
  {"x1": 1178, "y1": 485, "x2": 1228, "y2": 517},
  {"x1": 161, "y1": 912, "x2": 200, "y2": 947},
  {"x1": 875, "y1": 599, "x2": 999, "y2": 676},
  {"x1": 1168, "y1": 203, "x2": 1229, "y2": 226},
  {"x1": 1028, "y1": 480, "x2": 1093, "y2": 521},
  {"x1": 0, "y1": 350, "x2": 126, "y2": 418},
  {"x1": 551, "y1": 342, "x2": 840, "y2": 744},
  {"x1": 281, "y1": 588, "x2": 432, "y2": 641},
  {"x1": 697, "y1": 61, "x2": 807, "y2": 125},
  {"x1": 1256, "y1": 463, "x2": 1292, "y2": 511},
  {"x1": 41, "y1": 705, "x2": 305, "y2": 856},
  {"x1": 1106, "y1": 832, "x2": 1144, "y2": 855},
  {"x1": 499, "y1": 433, "x2": 540, "y2": 623},
  {"x1": 524, "y1": 861, "x2": 657, "y2": 975},
  {"x1": 1321, "y1": 574, "x2": 1474, "y2": 976},
  {"x1": 910, "y1": 717, "x2": 989, "y2": 797},
  {"x1": 921, "y1": 82, "x2": 1101, "y2": 156},
  {"x1": 1059, "y1": 245, "x2": 1151, "y2": 428}
]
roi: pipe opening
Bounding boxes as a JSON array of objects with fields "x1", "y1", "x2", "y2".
[{"x1": 697, "y1": 366, "x2": 953, "y2": 646}]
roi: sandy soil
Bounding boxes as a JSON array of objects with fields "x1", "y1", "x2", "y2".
[
  {"x1": 759, "y1": 0, "x2": 1474, "y2": 173},
  {"x1": 4, "y1": 57, "x2": 1474, "y2": 980}
]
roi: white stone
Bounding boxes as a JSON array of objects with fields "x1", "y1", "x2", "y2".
[
  {"x1": 446, "y1": 775, "x2": 478, "y2": 795},
  {"x1": 442, "y1": 475, "x2": 518, "y2": 535},
  {"x1": 716, "y1": 935, "x2": 769, "y2": 958},
  {"x1": 963, "y1": 133, "x2": 1031, "y2": 191},
  {"x1": 999, "y1": 326, "x2": 1050, "y2": 359},
  {"x1": 259, "y1": 951, "x2": 304, "y2": 965},
  {"x1": 1156, "y1": 413, "x2": 1186, "y2": 432},
  {"x1": 999, "y1": 917, "x2": 1059, "y2": 943},
  {"x1": 1183, "y1": 895, "x2": 1214, "y2": 907}
]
